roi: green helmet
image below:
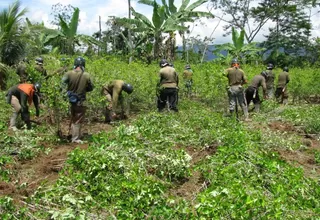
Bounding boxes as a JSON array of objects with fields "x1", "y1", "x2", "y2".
[
  {"x1": 74, "y1": 56, "x2": 85, "y2": 68},
  {"x1": 267, "y1": 63, "x2": 274, "y2": 70},
  {"x1": 122, "y1": 83, "x2": 134, "y2": 94},
  {"x1": 35, "y1": 57, "x2": 43, "y2": 65},
  {"x1": 159, "y1": 59, "x2": 169, "y2": 68},
  {"x1": 34, "y1": 82, "x2": 41, "y2": 93}
]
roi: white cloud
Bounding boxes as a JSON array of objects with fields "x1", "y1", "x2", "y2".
[{"x1": 5, "y1": 0, "x2": 319, "y2": 45}]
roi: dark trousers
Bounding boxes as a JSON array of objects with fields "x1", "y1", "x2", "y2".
[
  {"x1": 245, "y1": 86, "x2": 261, "y2": 105},
  {"x1": 157, "y1": 88, "x2": 178, "y2": 112}
]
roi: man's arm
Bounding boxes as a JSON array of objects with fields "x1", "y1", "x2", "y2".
[
  {"x1": 33, "y1": 94, "x2": 40, "y2": 116},
  {"x1": 261, "y1": 78, "x2": 267, "y2": 98}
]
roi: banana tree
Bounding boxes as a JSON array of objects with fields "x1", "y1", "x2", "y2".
[
  {"x1": 118, "y1": 0, "x2": 188, "y2": 59},
  {"x1": 214, "y1": 27, "x2": 264, "y2": 63},
  {"x1": 137, "y1": 0, "x2": 214, "y2": 60}
]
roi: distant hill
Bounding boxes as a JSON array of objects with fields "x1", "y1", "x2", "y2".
[{"x1": 177, "y1": 45, "x2": 228, "y2": 61}]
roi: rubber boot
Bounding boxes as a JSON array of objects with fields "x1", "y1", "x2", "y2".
[
  {"x1": 9, "y1": 112, "x2": 18, "y2": 130},
  {"x1": 71, "y1": 123, "x2": 83, "y2": 143},
  {"x1": 242, "y1": 106, "x2": 251, "y2": 121},
  {"x1": 105, "y1": 109, "x2": 112, "y2": 124},
  {"x1": 254, "y1": 103, "x2": 260, "y2": 113},
  {"x1": 283, "y1": 98, "x2": 288, "y2": 106}
]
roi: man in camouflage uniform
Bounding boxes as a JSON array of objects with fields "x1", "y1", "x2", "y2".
[
  {"x1": 6, "y1": 83, "x2": 41, "y2": 130},
  {"x1": 101, "y1": 80, "x2": 133, "y2": 124},
  {"x1": 275, "y1": 66, "x2": 290, "y2": 105},
  {"x1": 157, "y1": 59, "x2": 179, "y2": 112},
  {"x1": 266, "y1": 63, "x2": 274, "y2": 98},
  {"x1": 245, "y1": 71, "x2": 268, "y2": 113},
  {"x1": 62, "y1": 57, "x2": 94, "y2": 143},
  {"x1": 183, "y1": 64, "x2": 193, "y2": 97},
  {"x1": 224, "y1": 58, "x2": 249, "y2": 120},
  {"x1": 16, "y1": 58, "x2": 29, "y2": 83},
  {"x1": 54, "y1": 58, "x2": 70, "y2": 76},
  {"x1": 35, "y1": 57, "x2": 47, "y2": 78}
]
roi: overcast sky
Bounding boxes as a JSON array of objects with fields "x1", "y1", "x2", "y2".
[{"x1": 1, "y1": 0, "x2": 320, "y2": 45}]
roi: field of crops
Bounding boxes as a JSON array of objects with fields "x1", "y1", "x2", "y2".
[{"x1": 0, "y1": 56, "x2": 320, "y2": 219}]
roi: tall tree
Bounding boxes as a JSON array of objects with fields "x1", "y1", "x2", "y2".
[
  {"x1": 137, "y1": 0, "x2": 213, "y2": 60},
  {"x1": 254, "y1": 0, "x2": 313, "y2": 64},
  {"x1": 0, "y1": 0, "x2": 27, "y2": 89},
  {"x1": 118, "y1": 0, "x2": 188, "y2": 59},
  {"x1": 0, "y1": 0, "x2": 27, "y2": 66},
  {"x1": 210, "y1": 0, "x2": 269, "y2": 43}
]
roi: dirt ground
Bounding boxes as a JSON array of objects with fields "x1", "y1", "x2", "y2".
[
  {"x1": 169, "y1": 144, "x2": 218, "y2": 202},
  {"x1": 267, "y1": 121, "x2": 320, "y2": 179},
  {"x1": 0, "y1": 121, "x2": 113, "y2": 200}
]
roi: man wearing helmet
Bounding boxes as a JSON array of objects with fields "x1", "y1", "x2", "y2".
[
  {"x1": 224, "y1": 58, "x2": 249, "y2": 121},
  {"x1": 157, "y1": 59, "x2": 179, "y2": 112},
  {"x1": 34, "y1": 57, "x2": 47, "y2": 78},
  {"x1": 245, "y1": 71, "x2": 268, "y2": 113},
  {"x1": 275, "y1": 67, "x2": 290, "y2": 105},
  {"x1": 101, "y1": 80, "x2": 134, "y2": 123},
  {"x1": 62, "y1": 56, "x2": 94, "y2": 143},
  {"x1": 183, "y1": 64, "x2": 193, "y2": 97},
  {"x1": 266, "y1": 63, "x2": 274, "y2": 98},
  {"x1": 16, "y1": 58, "x2": 29, "y2": 83},
  {"x1": 53, "y1": 58, "x2": 71, "y2": 76},
  {"x1": 6, "y1": 83, "x2": 41, "y2": 130}
]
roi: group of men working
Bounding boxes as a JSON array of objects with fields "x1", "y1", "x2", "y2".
[
  {"x1": 7, "y1": 57, "x2": 134, "y2": 143},
  {"x1": 7, "y1": 56, "x2": 288, "y2": 142},
  {"x1": 225, "y1": 59, "x2": 290, "y2": 121}
]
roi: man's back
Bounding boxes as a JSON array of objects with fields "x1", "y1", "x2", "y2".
[
  {"x1": 250, "y1": 75, "x2": 266, "y2": 90},
  {"x1": 226, "y1": 67, "x2": 246, "y2": 86},
  {"x1": 159, "y1": 66, "x2": 178, "y2": 88},
  {"x1": 64, "y1": 69, "x2": 91, "y2": 96},
  {"x1": 277, "y1": 71, "x2": 289, "y2": 88}
]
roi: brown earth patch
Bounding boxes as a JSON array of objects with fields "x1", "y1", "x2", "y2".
[
  {"x1": 0, "y1": 120, "x2": 114, "y2": 200},
  {"x1": 0, "y1": 143, "x2": 88, "y2": 199},
  {"x1": 267, "y1": 121, "x2": 297, "y2": 133},
  {"x1": 169, "y1": 144, "x2": 218, "y2": 202},
  {"x1": 265, "y1": 121, "x2": 320, "y2": 179}
]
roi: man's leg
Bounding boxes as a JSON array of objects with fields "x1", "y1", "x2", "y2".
[
  {"x1": 9, "y1": 96, "x2": 21, "y2": 131},
  {"x1": 157, "y1": 90, "x2": 167, "y2": 112},
  {"x1": 105, "y1": 93, "x2": 113, "y2": 123},
  {"x1": 71, "y1": 103, "x2": 86, "y2": 143}
]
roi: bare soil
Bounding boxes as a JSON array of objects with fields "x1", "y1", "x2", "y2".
[
  {"x1": 267, "y1": 121, "x2": 320, "y2": 179},
  {"x1": 0, "y1": 121, "x2": 113, "y2": 200},
  {"x1": 169, "y1": 144, "x2": 218, "y2": 202}
]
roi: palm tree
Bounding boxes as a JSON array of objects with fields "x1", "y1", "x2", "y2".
[
  {"x1": 0, "y1": 0, "x2": 27, "y2": 89},
  {"x1": 0, "y1": 0, "x2": 28, "y2": 66}
]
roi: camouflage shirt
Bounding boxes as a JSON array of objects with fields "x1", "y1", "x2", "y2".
[
  {"x1": 277, "y1": 71, "x2": 290, "y2": 88},
  {"x1": 159, "y1": 66, "x2": 179, "y2": 88},
  {"x1": 62, "y1": 68, "x2": 93, "y2": 100},
  {"x1": 102, "y1": 80, "x2": 125, "y2": 109},
  {"x1": 183, "y1": 69, "x2": 193, "y2": 80},
  {"x1": 266, "y1": 70, "x2": 274, "y2": 89},
  {"x1": 225, "y1": 67, "x2": 247, "y2": 86},
  {"x1": 250, "y1": 74, "x2": 267, "y2": 94},
  {"x1": 35, "y1": 64, "x2": 47, "y2": 77}
]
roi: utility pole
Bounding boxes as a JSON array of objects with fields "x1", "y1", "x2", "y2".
[
  {"x1": 128, "y1": 0, "x2": 133, "y2": 63},
  {"x1": 98, "y1": 15, "x2": 101, "y2": 55}
]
